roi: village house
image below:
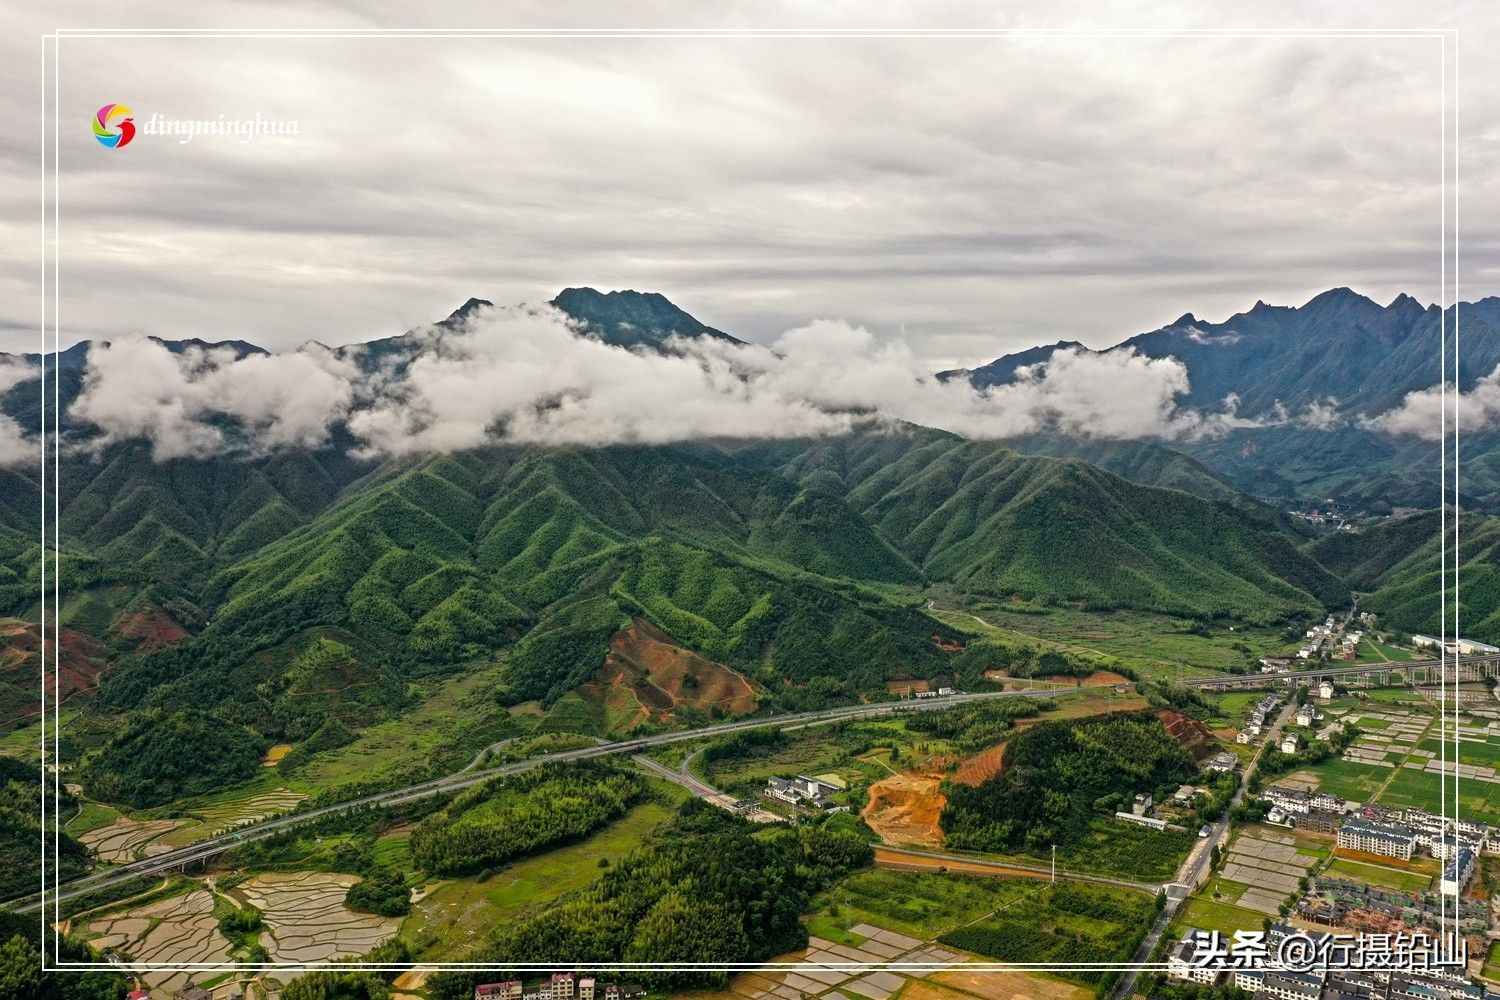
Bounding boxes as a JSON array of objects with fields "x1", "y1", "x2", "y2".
[
  {"x1": 1319, "y1": 679, "x2": 1335, "y2": 700},
  {"x1": 1280, "y1": 733, "x2": 1300, "y2": 754},
  {"x1": 579, "y1": 979, "x2": 595, "y2": 1000},
  {"x1": 1165, "y1": 930, "x2": 1220, "y2": 985},
  {"x1": 476, "y1": 982, "x2": 524, "y2": 1000},
  {"x1": 1264, "y1": 785, "x2": 1312, "y2": 815},
  {"x1": 1205, "y1": 751, "x2": 1238, "y2": 773},
  {"x1": 1131, "y1": 792, "x2": 1153, "y2": 816}
]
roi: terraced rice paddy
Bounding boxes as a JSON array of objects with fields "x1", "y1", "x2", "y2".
[
  {"x1": 240, "y1": 871, "x2": 401, "y2": 962},
  {"x1": 159, "y1": 788, "x2": 307, "y2": 846},
  {"x1": 85, "y1": 889, "x2": 232, "y2": 995},
  {"x1": 78, "y1": 817, "x2": 186, "y2": 862}
]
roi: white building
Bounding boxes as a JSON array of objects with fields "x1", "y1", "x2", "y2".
[
  {"x1": 1441, "y1": 847, "x2": 1476, "y2": 896},
  {"x1": 1319, "y1": 679, "x2": 1335, "y2": 701},
  {"x1": 1131, "y1": 792, "x2": 1152, "y2": 816},
  {"x1": 1337, "y1": 816, "x2": 1416, "y2": 860},
  {"x1": 1280, "y1": 733, "x2": 1300, "y2": 754},
  {"x1": 1165, "y1": 931, "x2": 1220, "y2": 985}
]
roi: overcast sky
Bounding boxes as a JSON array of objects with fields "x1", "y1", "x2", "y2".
[{"x1": 2, "y1": 2, "x2": 1495, "y2": 369}]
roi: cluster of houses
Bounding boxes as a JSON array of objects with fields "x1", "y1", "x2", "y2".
[
  {"x1": 1300, "y1": 876, "x2": 1491, "y2": 936},
  {"x1": 1237, "y1": 693, "x2": 1285, "y2": 745},
  {"x1": 1298, "y1": 617, "x2": 1343, "y2": 660},
  {"x1": 1169, "y1": 922, "x2": 1489, "y2": 998},
  {"x1": 1262, "y1": 784, "x2": 1488, "y2": 897},
  {"x1": 475, "y1": 973, "x2": 646, "y2": 1000},
  {"x1": 765, "y1": 773, "x2": 843, "y2": 809}
]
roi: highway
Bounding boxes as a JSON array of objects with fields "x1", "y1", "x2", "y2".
[
  {"x1": 6, "y1": 685, "x2": 1069, "y2": 916},
  {"x1": 17, "y1": 642, "x2": 1484, "y2": 920}
]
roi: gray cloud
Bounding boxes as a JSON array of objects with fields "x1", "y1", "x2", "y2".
[{"x1": 1, "y1": 1, "x2": 1491, "y2": 373}]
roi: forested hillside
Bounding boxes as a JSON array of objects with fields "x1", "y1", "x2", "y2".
[{"x1": 1309, "y1": 509, "x2": 1500, "y2": 644}]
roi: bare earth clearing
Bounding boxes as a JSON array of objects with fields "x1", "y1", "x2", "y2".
[{"x1": 862, "y1": 771, "x2": 946, "y2": 847}]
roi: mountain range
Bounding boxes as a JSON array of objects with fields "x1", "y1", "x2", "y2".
[
  {"x1": 0, "y1": 284, "x2": 1482, "y2": 766},
  {"x1": 948, "y1": 288, "x2": 1500, "y2": 512}
]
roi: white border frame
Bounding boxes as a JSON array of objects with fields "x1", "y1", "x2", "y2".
[{"x1": 35, "y1": 25, "x2": 1461, "y2": 984}]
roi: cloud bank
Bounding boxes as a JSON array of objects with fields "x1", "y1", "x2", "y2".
[
  {"x1": 61, "y1": 303, "x2": 1310, "y2": 463},
  {"x1": 0, "y1": 358, "x2": 40, "y2": 468},
  {"x1": 1366, "y1": 368, "x2": 1500, "y2": 441}
]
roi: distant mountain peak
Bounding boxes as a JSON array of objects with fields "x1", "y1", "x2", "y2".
[
  {"x1": 442, "y1": 297, "x2": 494, "y2": 327},
  {"x1": 550, "y1": 287, "x2": 744, "y2": 348},
  {"x1": 1172, "y1": 313, "x2": 1198, "y2": 327}
]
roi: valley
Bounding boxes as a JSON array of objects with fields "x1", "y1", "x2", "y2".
[{"x1": 0, "y1": 287, "x2": 1491, "y2": 1000}]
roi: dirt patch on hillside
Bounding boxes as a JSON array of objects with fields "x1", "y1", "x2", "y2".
[
  {"x1": 1157, "y1": 708, "x2": 1219, "y2": 761},
  {"x1": 887, "y1": 678, "x2": 931, "y2": 696},
  {"x1": 580, "y1": 619, "x2": 756, "y2": 731},
  {"x1": 952, "y1": 742, "x2": 1007, "y2": 787},
  {"x1": 1038, "y1": 670, "x2": 1132, "y2": 687},
  {"x1": 110, "y1": 606, "x2": 189, "y2": 652},
  {"x1": 262, "y1": 743, "x2": 293, "y2": 767},
  {"x1": 0, "y1": 620, "x2": 111, "y2": 726},
  {"x1": 863, "y1": 771, "x2": 946, "y2": 847}
]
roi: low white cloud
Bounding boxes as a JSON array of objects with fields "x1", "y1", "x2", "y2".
[
  {"x1": 69, "y1": 339, "x2": 356, "y2": 460},
  {"x1": 67, "y1": 304, "x2": 1325, "y2": 461},
  {"x1": 1366, "y1": 369, "x2": 1500, "y2": 440},
  {"x1": 0, "y1": 357, "x2": 41, "y2": 468}
]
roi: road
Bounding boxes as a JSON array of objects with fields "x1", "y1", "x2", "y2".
[
  {"x1": 1105, "y1": 695, "x2": 1297, "y2": 999},
  {"x1": 6, "y1": 685, "x2": 1067, "y2": 916}
]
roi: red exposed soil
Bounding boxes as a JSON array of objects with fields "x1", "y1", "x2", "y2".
[
  {"x1": 0, "y1": 620, "x2": 111, "y2": 726},
  {"x1": 862, "y1": 770, "x2": 947, "y2": 847},
  {"x1": 952, "y1": 742, "x2": 1008, "y2": 787},
  {"x1": 1038, "y1": 670, "x2": 1132, "y2": 687},
  {"x1": 930, "y1": 633, "x2": 965, "y2": 653},
  {"x1": 1156, "y1": 708, "x2": 1219, "y2": 761},
  {"x1": 581, "y1": 618, "x2": 757, "y2": 729},
  {"x1": 110, "y1": 606, "x2": 189, "y2": 652}
]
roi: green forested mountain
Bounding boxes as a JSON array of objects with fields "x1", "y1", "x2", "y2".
[
  {"x1": 0, "y1": 426, "x2": 1348, "y2": 777},
  {"x1": 1308, "y1": 509, "x2": 1500, "y2": 644}
]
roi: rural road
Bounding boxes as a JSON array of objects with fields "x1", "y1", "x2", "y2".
[
  {"x1": 1104, "y1": 695, "x2": 1297, "y2": 1000},
  {"x1": 8, "y1": 685, "x2": 1070, "y2": 916},
  {"x1": 872, "y1": 845, "x2": 1162, "y2": 894}
]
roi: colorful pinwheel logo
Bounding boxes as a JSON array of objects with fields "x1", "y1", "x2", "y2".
[{"x1": 92, "y1": 103, "x2": 135, "y2": 149}]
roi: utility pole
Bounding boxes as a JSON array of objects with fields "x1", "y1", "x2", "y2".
[{"x1": 1051, "y1": 844, "x2": 1056, "y2": 884}]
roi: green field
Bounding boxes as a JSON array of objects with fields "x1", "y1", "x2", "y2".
[
  {"x1": 1051, "y1": 818, "x2": 1194, "y2": 883},
  {"x1": 1325, "y1": 858, "x2": 1432, "y2": 892},
  {"x1": 1483, "y1": 941, "x2": 1500, "y2": 983},
  {"x1": 1419, "y1": 738, "x2": 1500, "y2": 768},
  {"x1": 1294, "y1": 759, "x2": 1390, "y2": 802},
  {"x1": 65, "y1": 799, "x2": 123, "y2": 836},
  {"x1": 400, "y1": 799, "x2": 676, "y2": 960},
  {"x1": 1377, "y1": 768, "x2": 1500, "y2": 825},
  {"x1": 806, "y1": 868, "x2": 1043, "y2": 943},
  {"x1": 1172, "y1": 896, "x2": 1269, "y2": 937},
  {"x1": 1358, "y1": 639, "x2": 1417, "y2": 662},
  {"x1": 932, "y1": 605, "x2": 1297, "y2": 679}
]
